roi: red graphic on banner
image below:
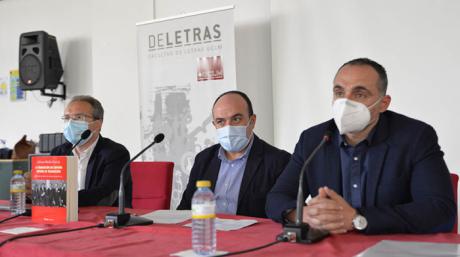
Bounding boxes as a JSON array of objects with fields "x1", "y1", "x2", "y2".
[{"x1": 197, "y1": 56, "x2": 224, "y2": 81}]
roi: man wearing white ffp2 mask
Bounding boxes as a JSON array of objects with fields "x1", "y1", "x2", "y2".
[
  {"x1": 267, "y1": 58, "x2": 455, "y2": 235},
  {"x1": 332, "y1": 97, "x2": 382, "y2": 135},
  {"x1": 178, "y1": 91, "x2": 291, "y2": 218},
  {"x1": 329, "y1": 61, "x2": 391, "y2": 146}
]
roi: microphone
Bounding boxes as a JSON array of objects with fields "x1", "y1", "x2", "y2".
[
  {"x1": 105, "y1": 133, "x2": 165, "y2": 227},
  {"x1": 70, "y1": 130, "x2": 91, "y2": 152},
  {"x1": 282, "y1": 130, "x2": 332, "y2": 244}
]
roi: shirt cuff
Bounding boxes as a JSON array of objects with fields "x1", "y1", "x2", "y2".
[{"x1": 282, "y1": 208, "x2": 295, "y2": 224}]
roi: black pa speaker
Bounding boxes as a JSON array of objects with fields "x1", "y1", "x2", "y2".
[{"x1": 19, "y1": 31, "x2": 63, "y2": 91}]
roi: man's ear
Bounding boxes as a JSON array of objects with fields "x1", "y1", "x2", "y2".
[
  {"x1": 250, "y1": 114, "x2": 257, "y2": 127},
  {"x1": 92, "y1": 120, "x2": 103, "y2": 133},
  {"x1": 380, "y1": 95, "x2": 391, "y2": 112}
]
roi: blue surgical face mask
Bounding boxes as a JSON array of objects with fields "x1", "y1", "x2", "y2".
[
  {"x1": 63, "y1": 120, "x2": 91, "y2": 146},
  {"x1": 216, "y1": 122, "x2": 251, "y2": 152}
]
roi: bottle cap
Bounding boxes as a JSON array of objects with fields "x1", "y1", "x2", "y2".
[
  {"x1": 13, "y1": 170, "x2": 23, "y2": 175},
  {"x1": 196, "y1": 180, "x2": 211, "y2": 188}
]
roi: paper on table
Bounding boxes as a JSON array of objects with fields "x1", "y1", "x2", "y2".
[
  {"x1": 170, "y1": 249, "x2": 228, "y2": 257},
  {"x1": 0, "y1": 227, "x2": 44, "y2": 235},
  {"x1": 355, "y1": 240, "x2": 460, "y2": 257},
  {"x1": 184, "y1": 218, "x2": 258, "y2": 231},
  {"x1": 0, "y1": 204, "x2": 9, "y2": 211},
  {"x1": 141, "y1": 210, "x2": 191, "y2": 224}
]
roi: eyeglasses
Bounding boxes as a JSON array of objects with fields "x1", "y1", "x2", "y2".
[{"x1": 61, "y1": 113, "x2": 95, "y2": 122}]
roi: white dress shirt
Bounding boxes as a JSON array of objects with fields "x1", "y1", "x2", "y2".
[{"x1": 73, "y1": 136, "x2": 99, "y2": 191}]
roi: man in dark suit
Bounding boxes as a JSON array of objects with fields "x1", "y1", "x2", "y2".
[
  {"x1": 266, "y1": 58, "x2": 456, "y2": 234},
  {"x1": 177, "y1": 91, "x2": 291, "y2": 218},
  {"x1": 51, "y1": 95, "x2": 131, "y2": 207}
]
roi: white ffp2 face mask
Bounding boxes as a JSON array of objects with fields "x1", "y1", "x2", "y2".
[{"x1": 332, "y1": 98, "x2": 381, "y2": 134}]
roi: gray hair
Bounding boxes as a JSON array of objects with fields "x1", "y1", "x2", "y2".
[{"x1": 69, "y1": 95, "x2": 104, "y2": 120}]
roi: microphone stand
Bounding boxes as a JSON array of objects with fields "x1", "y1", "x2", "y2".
[
  {"x1": 282, "y1": 132, "x2": 331, "y2": 244},
  {"x1": 105, "y1": 134, "x2": 164, "y2": 227}
]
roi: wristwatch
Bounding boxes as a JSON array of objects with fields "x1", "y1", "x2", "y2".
[{"x1": 352, "y1": 214, "x2": 368, "y2": 231}]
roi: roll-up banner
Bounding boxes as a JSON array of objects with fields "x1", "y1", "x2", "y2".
[{"x1": 136, "y1": 6, "x2": 236, "y2": 208}]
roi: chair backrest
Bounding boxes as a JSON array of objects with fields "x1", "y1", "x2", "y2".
[
  {"x1": 451, "y1": 173, "x2": 459, "y2": 233},
  {"x1": 130, "y1": 161, "x2": 174, "y2": 210}
]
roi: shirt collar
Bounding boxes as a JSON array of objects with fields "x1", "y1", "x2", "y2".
[
  {"x1": 338, "y1": 126, "x2": 377, "y2": 148},
  {"x1": 218, "y1": 134, "x2": 254, "y2": 162},
  {"x1": 73, "y1": 135, "x2": 99, "y2": 159}
]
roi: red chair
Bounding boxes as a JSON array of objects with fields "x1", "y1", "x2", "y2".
[
  {"x1": 130, "y1": 161, "x2": 174, "y2": 210},
  {"x1": 451, "y1": 173, "x2": 459, "y2": 233}
]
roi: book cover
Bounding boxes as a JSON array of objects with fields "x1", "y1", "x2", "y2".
[{"x1": 31, "y1": 156, "x2": 78, "y2": 224}]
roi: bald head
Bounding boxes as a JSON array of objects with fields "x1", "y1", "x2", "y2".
[
  {"x1": 212, "y1": 91, "x2": 253, "y2": 117},
  {"x1": 212, "y1": 90, "x2": 256, "y2": 134}
]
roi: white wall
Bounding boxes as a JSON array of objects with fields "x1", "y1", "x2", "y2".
[
  {"x1": 90, "y1": 0, "x2": 154, "y2": 155},
  {"x1": 0, "y1": 0, "x2": 274, "y2": 156},
  {"x1": 0, "y1": 0, "x2": 153, "y2": 156},
  {"x1": 0, "y1": 0, "x2": 93, "y2": 149},
  {"x1": 271, "y1": 0, "x2": 460, "y2": 173},
  {"x1": 1, "y1": 0, "x2": 458, "y2": 173}
]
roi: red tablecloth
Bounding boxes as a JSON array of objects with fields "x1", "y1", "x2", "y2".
[{"x1": 1, "y1": 206, "x2": 459, "y2": 257}]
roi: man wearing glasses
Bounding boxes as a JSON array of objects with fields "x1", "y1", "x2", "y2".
[
  {"x1": 51, "y1": 95, "x2": 131, "y2": 207},
  {"x1": 177, "y1": 91, "x2": 291, "y2": 218}
]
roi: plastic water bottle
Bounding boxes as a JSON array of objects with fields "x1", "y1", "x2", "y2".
[
  {"x1": 10, "y1": 170, "x2": 26, "y2": 215},
  {"x1": 192, "y1": 180, "x2": 216, "y2": 255}
]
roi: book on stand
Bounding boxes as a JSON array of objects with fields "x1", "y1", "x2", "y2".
[{"x1": 31, "y1": 155, "x2": 78, "y2": 224}]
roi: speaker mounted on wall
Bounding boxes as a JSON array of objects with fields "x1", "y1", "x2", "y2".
[{"x1": 19, "y1": 31, "x2": 66, "y2": 101}]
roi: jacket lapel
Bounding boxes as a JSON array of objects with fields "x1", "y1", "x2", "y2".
[
  {"x1": 207, "y1": 150, "x2": 221, "y2": 192},
  {"x1": 237, "y1": 135, "x2": 263, "y2": 204},
  {"x1": 365, "y1": 113, "x2": 390, "y2": 206},
  {"x1": 324, "y1": 129, "x2": 342, "y2": 194},
  {"x1": 85, "y1": 136, "x2": 103, "y2": 189}
]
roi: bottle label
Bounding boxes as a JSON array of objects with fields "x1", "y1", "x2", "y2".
[
  {"x1": 10, "y1": 184, "x2": 25, "y2": 193},
  {"x1": 192, "y1": 203, "x2": 216, "y2": 219}
]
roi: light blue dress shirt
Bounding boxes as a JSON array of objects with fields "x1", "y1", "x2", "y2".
[{"x1": 214, "y1": 138, "x2": 254, "y2": 214}]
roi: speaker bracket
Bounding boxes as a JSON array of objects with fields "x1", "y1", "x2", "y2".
[{"x1": 40, "y1": 82, "x2": 66, "y2": 100}]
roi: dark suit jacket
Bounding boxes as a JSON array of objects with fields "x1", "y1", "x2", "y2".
[
  {"x1": 266, "y1": 111, "x2": 456, "y2": 234},
  {"x1": 177, "y1": 134, "x2": 291, "y2": 218},
  {"x1": 50, "y1": 135, "x2": 132, "y2": 207}
]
